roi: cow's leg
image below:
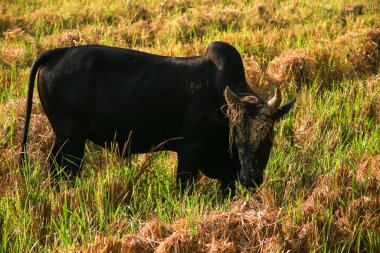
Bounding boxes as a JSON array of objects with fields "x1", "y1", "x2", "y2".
[
  {"x1": 176, "y1": 149, "x2": 200, "y2": 194},
  {"x1": 49, "y1": 135, "x2": 85, "y2": 180},
  {"x1": 62, "y1": 138, "x2": 85, "y2": 179},
  {"x1": 220, "y1": 179, "x2": 236, "y2": 198},
  {"x1": 49, "y1": 137, "x2": 64, "y2": 177}
]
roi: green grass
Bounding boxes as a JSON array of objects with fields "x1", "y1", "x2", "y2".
[{"x1": 1, "y1": 0, "x2": 380, "y2": 252}]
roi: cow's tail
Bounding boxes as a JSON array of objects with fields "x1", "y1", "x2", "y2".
[{"x1": 19, "y1": 49, "x2": 63, "y2": 167}]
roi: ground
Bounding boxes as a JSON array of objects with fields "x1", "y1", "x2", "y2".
[{"x1": 0, "y1": 0, "x2": 379, "y2": 252}]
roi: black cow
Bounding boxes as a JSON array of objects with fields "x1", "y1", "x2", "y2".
[{"x1": 20, "y1": 41, "x2": 295, "y2": 195}]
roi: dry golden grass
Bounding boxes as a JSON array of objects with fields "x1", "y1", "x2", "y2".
[
  {"x1": 263, "y1": 28, "x2": 380, "y2": 91},
  {"x1": 0, "y1": 98, "x2": 53, "y2": 171},
  {"x1": 336, "y1": 29, "x2": 380, "y2": 75},
  {"x1": 1, "y1": 27, "x2": 379, "y2": 251},
  {"x1": 266, "y1": 48, "x2": 316, "y2": 89},
  {"x1": 358, "y1": 73, "x2": 380, "y2": 123},
  {"x1": 76, "y1": 160, "x2": 380, "y2": 253},
  {"x1": 50, "y1": 112, "x2": 378, "y2": 253},
  {"x1": 1, "y1": 1, "x2": 379, "y2": 251},
  {"x1": 86, "y1": 235, "x2": 154, "y2": 253},
  {"x1": 356, "y1": 155, "x2": 380, "y2": 187}
]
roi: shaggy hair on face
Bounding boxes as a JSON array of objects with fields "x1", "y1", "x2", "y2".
[
  {"x1": 225, "y1": 95, "x2": 273, "y2": 155},
  {"x1": 225, "y1": 95, "x2": 261, "y2": 154},
  {"x1": 225, "y1": 100, "x2": 243, "y2": 154}
]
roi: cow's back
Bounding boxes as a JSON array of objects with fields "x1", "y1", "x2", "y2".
[{"x1": 37, "y1": 45, "x2": 222, "y2": 152}]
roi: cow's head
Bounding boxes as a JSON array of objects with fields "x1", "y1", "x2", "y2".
[{"x1": 224, "y1": 86, "x2": 295, "y2": 188}]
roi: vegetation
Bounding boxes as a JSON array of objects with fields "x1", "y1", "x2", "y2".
[{"x1": 0, "y1": 0, "x2": 379, "y2": 252}]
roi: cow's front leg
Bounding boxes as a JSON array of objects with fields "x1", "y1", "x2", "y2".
[
  {"x1": 176, "y1": 149, "x2": 200, "y2": 194},
  {"x1": 220, "y1": 179, "x2": 236, "y2": 198}
]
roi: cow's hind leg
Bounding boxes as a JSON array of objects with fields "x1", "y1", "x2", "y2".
[
  {"x1": 49, "y1": 135, "x2": 85, "y2": 180},
  {"x1": 49, "y1": 137, "x2": 64, "y2": 177}
]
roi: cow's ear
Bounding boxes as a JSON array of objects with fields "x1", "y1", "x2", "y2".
[
  {"x1": 273, "y1": 98, "x2": 296, "y2": 121},
  {"x1": 224, "y1": 86, "x2": 243, "y2": 110}
]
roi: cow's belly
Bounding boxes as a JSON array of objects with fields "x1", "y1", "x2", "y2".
[{"x1": 86, "y1": 117, "x2": 180, "y2": 154}]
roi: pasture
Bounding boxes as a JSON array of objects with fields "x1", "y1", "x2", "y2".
[{"x1": 0, "y1": 0, "x2": 379, "y2": 252}]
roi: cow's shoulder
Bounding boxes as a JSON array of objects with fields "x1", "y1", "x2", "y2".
[
  {"x1": 204, "y1": 41, "x2": 246, "y2": 84},
  {"x1": 204, "y1": 42, "x2": 243, "y2": 66}
]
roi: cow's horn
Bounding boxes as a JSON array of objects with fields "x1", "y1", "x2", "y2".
[
  {"x1": 267, "y1": 87, "x2": 282, "y2": 114},
  {"x1": 224, "y1": 86, "x2": 242, "y2": 106}
]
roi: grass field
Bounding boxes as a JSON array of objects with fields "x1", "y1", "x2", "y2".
[{"x1": 1, "y1": 0, "x2": 379, "y2": 252}]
